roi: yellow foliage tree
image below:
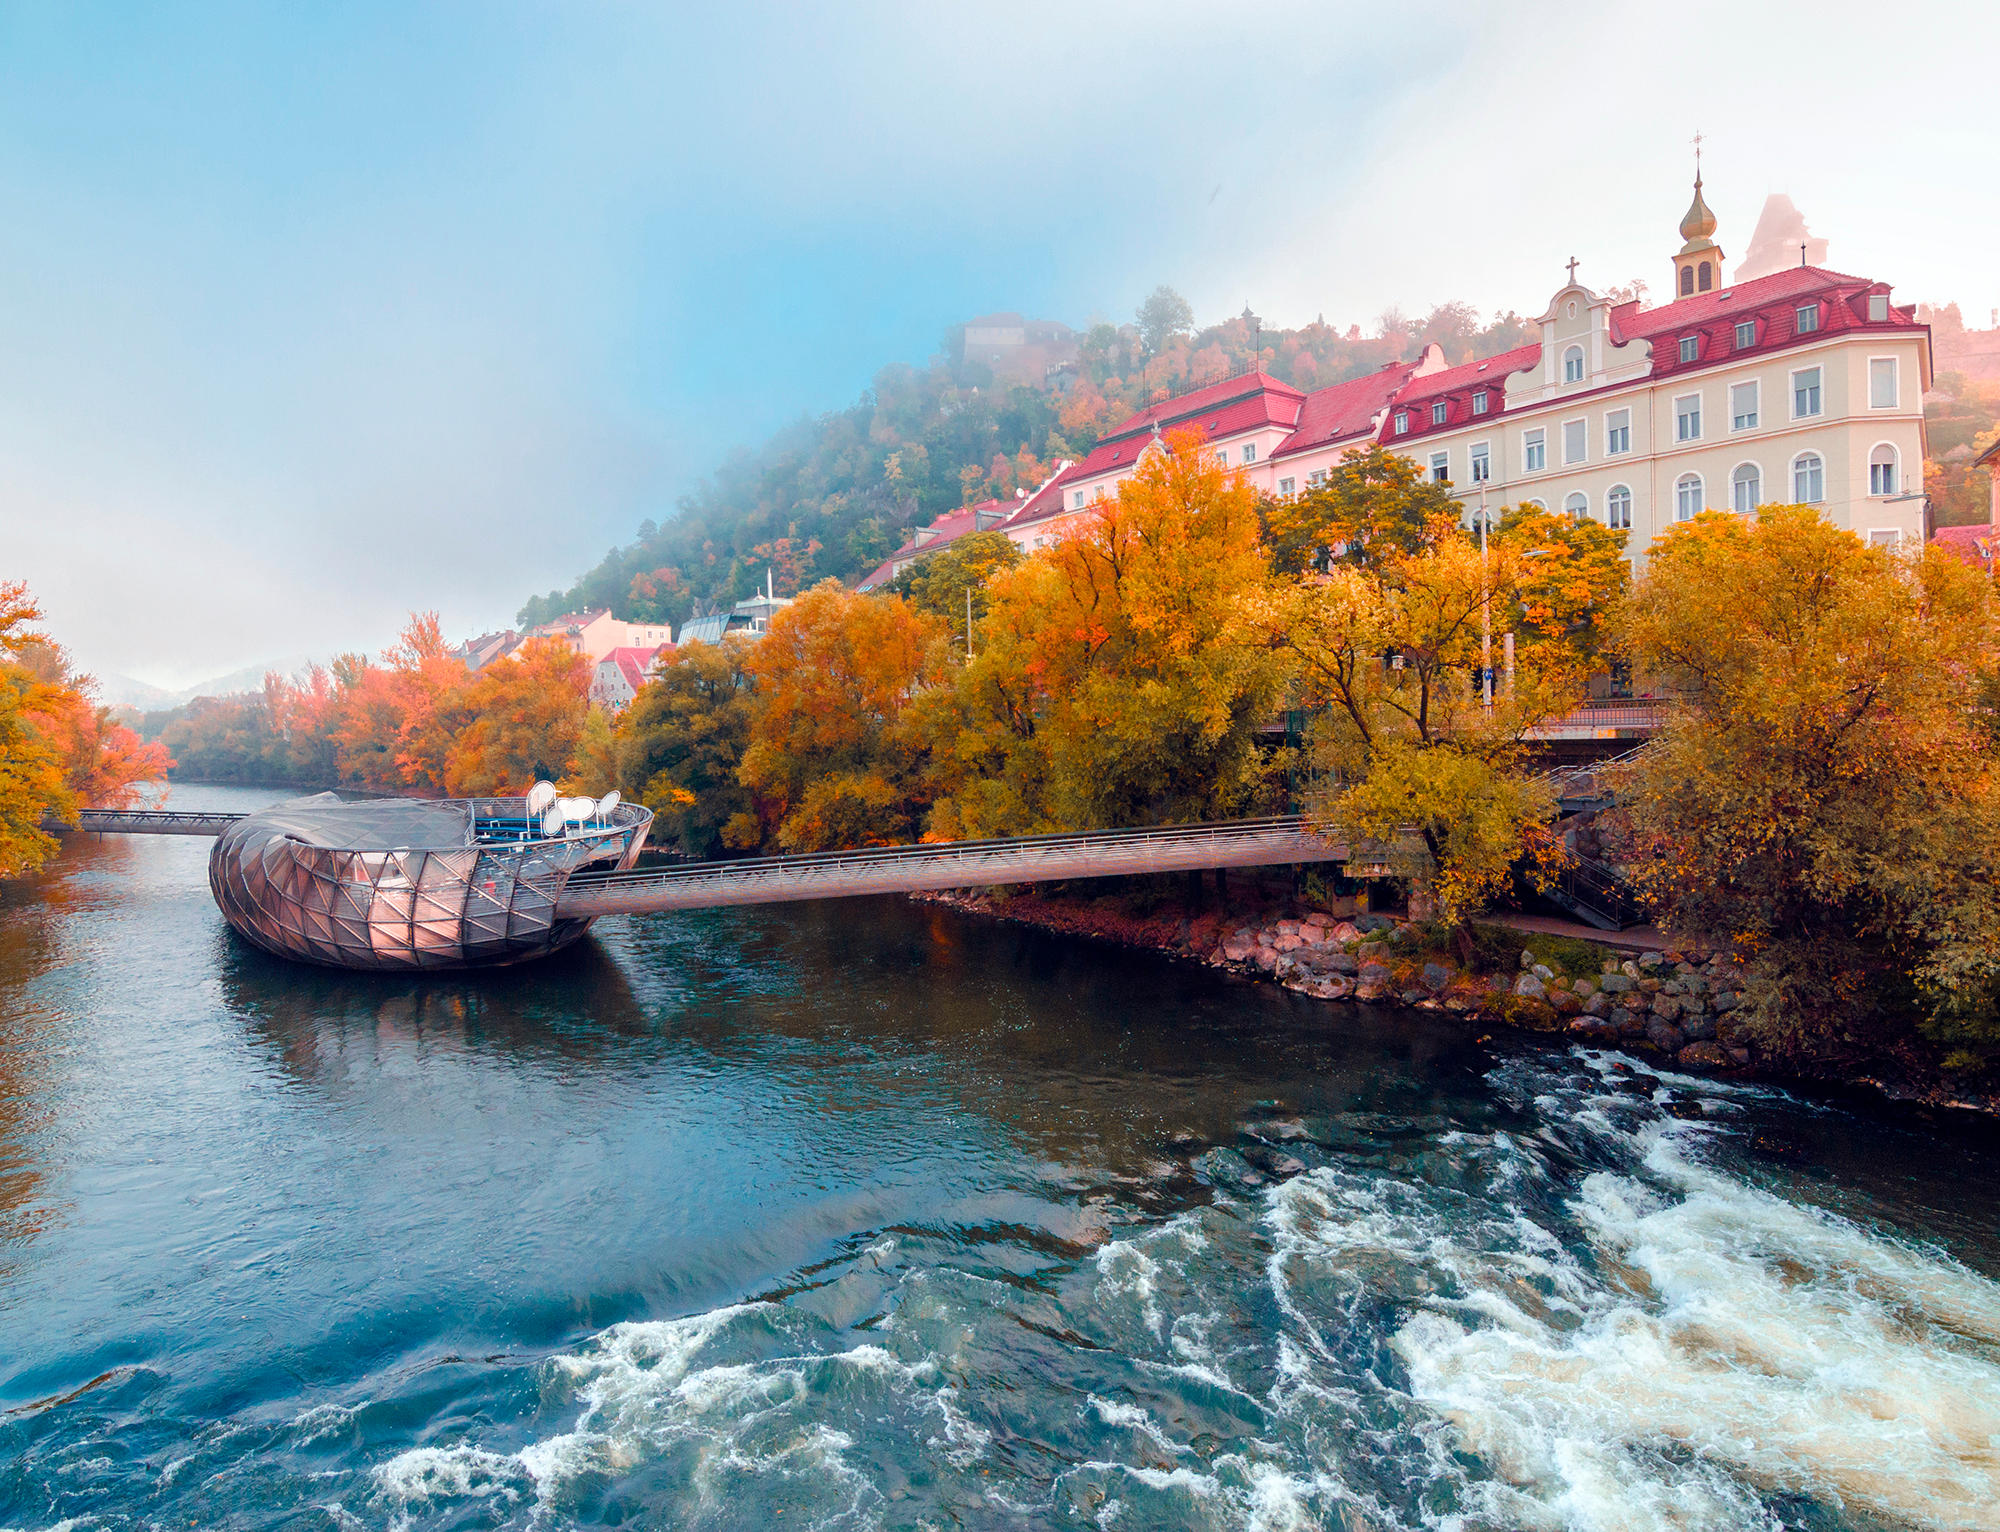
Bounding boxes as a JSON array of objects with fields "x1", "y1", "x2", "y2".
[
  {"x1": 1617, "y1": 505, "x2": 2000, "y2": 1068},
  {"x1": 738, "y1": 580, "x2": 942, "y2": 850},
  {"x1": 442, "y1": 637, "x2": 591, "y2": 796}
]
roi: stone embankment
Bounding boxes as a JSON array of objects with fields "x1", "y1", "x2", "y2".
[
  {"x1": 1213, "y1": 911, "x2": 1755, "y2": 1072},
  {"x1": 921, "y1": 887, "x2": 1761, "y2": 1076}
]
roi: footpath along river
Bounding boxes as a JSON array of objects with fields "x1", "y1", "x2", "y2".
[{"x1": 3, "y1": 784, "x2": 1999, "y2": 1532}]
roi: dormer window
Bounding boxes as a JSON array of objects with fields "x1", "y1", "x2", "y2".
[
  {"x1": 1431, "y1": 400, "x2": 1447, "y2": 425},
  {"x1": 1563, "y1": 345, "x2": 1584, "y2": 384},
  {"x1": 1868, "y1": 294, "x2": 1890, "y2": 322},
  {"x1": 1678, "y1": 335, "x2": 1699, "y2": 364},
  {"x1": 1471, "y1": 390, "x2": 1489, "y2": 416},
  {"x1": 1734, "y1": 320, "x2": 1756, "y2": 350},
  {"x1": 1393, "y1": 410, "x2": 1409, "y2": 434},
  {"x1": 1796, "y1": 303, "x2": 1820, "y2": 335}
]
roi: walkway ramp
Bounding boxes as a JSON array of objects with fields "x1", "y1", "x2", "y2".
[{"x1": 555, "y1": 817, "x2": 1345, "y2": 918}]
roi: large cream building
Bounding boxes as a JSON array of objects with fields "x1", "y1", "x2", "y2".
[{"x1": 863, "y1": 171, "x2": 1931, "y2": 579}]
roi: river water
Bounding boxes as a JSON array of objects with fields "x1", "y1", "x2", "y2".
[{"x1": 3, "y1": 785, "x2": 1999, "y2": 1532}]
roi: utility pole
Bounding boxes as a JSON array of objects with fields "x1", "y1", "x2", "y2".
[
  {"x1": 1479, "y1": 484, "x2": 1493, "y2": 707},
  {"x1": 965, "y1": 583, "x2": 975, "y2": 662}
]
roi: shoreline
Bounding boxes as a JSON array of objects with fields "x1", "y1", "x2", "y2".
[{"x1": 918, "y1": 884, "x2": 2000, "y2": 1126}]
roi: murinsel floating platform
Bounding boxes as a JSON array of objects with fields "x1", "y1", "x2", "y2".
[
  {"x1": 72, "y1": 797, "x2": 1353, "y2": 972},
  {"x1": 207, "y1": 792, "x2": 654, "y2": 971}
]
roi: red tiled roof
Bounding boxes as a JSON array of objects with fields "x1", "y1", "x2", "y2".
[
  {"x1": 1094, "y1": 370, "x2": 1307, "y2": 447},
  {"x1": 1269, "y1": 364, "x2": 1421, "y2": 461},
  {"x1": 1389, "y1": 345, "x2": 1542, "y2": 407},
  {"x1": 600, "y1": 644, "x2": 669, "y2": 693},
  {"x1": 1932, "y1": 522, "x2": 1998, "y2": 570},
  {"x1": 1630, "y1": 266, "x2": 1919, "y2": 383}
]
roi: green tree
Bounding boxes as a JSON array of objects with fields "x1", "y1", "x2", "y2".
[
  {"x1": 1263, "y1": 445, "x2": 1462, "y2": 574},
  {"x1": 1136, "y1": 286, "x2": 1195, "y2": 356},
  {"x1": 616, "y1": 638, "x2": 762, "y2": 858},
  {"x1": 1617, "y1": 506, "x2": 2000, "y2": 1070},
  {"x1": 886, "y1": 529, "x2": 1024, "y2": 645}
]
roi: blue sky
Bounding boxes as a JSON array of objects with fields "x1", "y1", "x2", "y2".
[{"x1": 4, "y1": 0, "x2": 1996, "y2": 687}]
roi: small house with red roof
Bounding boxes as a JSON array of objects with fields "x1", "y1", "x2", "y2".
[{"x1": 589, "y1": 644, "x2": 673, "y2": 710}]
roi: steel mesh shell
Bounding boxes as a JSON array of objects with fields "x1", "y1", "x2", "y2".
[{"x1": 207, "y1": 792, "x2": 652, "y2": 971}]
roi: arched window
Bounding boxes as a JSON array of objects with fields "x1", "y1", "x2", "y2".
[
  {"x1": 1698, "y1": 260, "x2": 1713, "y2": 292},
  {"x1": 1523, "y1": 498, "x2": 1548, "y2": 512},
  {"x1": 1563, "y1": 346, "x2": 1584, "y2": 384},
  {"x1": 1680, "y1": 265, "x2": 1695, "y2": 297},
  {"x1": 1869, "y1": 444, "x2": 1899, "y2": 496},
  {"x1": 1675, "y1": 473, "x2": 1704, "y2": 521},
  {"x1": 1564, "y1": 492, "x2": 1589, "y2": 520},
  {"x1": 1793, "y1": 452, "x2": 1824, "y2": 504},
  {"x1": 1606, "y1": 484, "x2": 1632, "y2": 529},
  {"x1": 1731, "y1": 462, "x2": 1761, "y2": 514}
]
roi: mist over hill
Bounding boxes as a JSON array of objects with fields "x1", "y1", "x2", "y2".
[{"x1": 516, "y1": 296, "x2": 1542, "y2": 632}]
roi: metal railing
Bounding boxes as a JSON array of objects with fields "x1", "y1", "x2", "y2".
[{"x1": 556, "y1": 816, "x2": 1348, "y2": 918}]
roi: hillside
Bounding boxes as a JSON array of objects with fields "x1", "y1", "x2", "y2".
[{"x1": 517, "y1": 295, "x2": 1539, "y2": 631}]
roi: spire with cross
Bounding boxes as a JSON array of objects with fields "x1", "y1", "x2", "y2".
[{"x1": 1567, "y1": 255, "x2": 1580, "y2": 285}]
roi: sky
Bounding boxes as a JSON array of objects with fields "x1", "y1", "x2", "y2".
[{"x1": 4, "y1": 0, "x2": 1996, "y2": 691}]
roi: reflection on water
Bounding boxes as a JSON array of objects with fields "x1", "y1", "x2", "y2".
[{"x1": 2, "y1": 784, "x2": 1999, "y2": 1531}]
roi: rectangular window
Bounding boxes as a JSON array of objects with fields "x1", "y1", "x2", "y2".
[
  {"x1": 1868, "y1": 529, "x2": 1900, "y2": 548},
  {"x1": 1796, "y1": 304, "x2": 1819, "y2": 334},
  {"x1": 1278, "y1": 476, "x2": 1295, "y2": 496},
  {"x1": 1678, "y1": 335, "x2": 1699, "y2": 364},
  {"x1": 1605, "y1": 409, "x2": 1631, "y2": 455},
  {"x1": 1472, "y1": 390, "x2": 1489, "y2": 416},
  {"x1": 1071, "y1": 490, "x2": 1084, "y2": 509},
  {"x1": 1431, "y1": 400, "x2": 1448, "y2": 425},
  {"x1": 1793, "y1": 367, "x2": 1822, "y2": 418},
  {"x1": 1868, "y1": 294, "x2": 1890, "y2": 322},
  {"x1": 1214, "y1": 447, "x2": 1228, "y2": 466},
  {"x1": 1676, "y1": 393, "x2": 1702, "y2": 441},
  {"x1": 1734, "y1": 320, "x2": 1756, "y2": 350},
  {"x1": 1241, "y1": 441, "x2": 1257, "y2": 462},
  {"x1": 1393, "y1": 411, "x2": 1409, "y2": 434},
  {"x1": 1307, "y1": 469, "x2": 1327, "y2": 487},
  {"x1": 1562, "y1": 419, "x2": 1586, "y2": 465},
  {"x1": 1730, "y1": 380, "x2": 1759, "y2": 431},
  {"x1": 1429, "y1": 451, "x2": 1449, "y2": 484},
  {"x1": 1470, "y1": 443, "x2": 1490, "y2": 482},
  {"x1": 1522, "y1": 429, "x2": 1545, "y2": 473},
  {"x1": 1869, "y1": 358, "x2": 1898, "y2": 408}
]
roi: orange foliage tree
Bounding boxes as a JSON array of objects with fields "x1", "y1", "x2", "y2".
[
  {"x1": 443, "y1": 637, "x2": 591, "y2": 796},
  {"x1": 1, "y1": 581, "x2": 171, "y2": 876},
  {"x1": 738, "y1": 579, "x2": 943, "y2": 850}
]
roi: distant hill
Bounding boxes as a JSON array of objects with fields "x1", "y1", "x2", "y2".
[
  {"x1": 517, "y1": 298, "x2": 1541, "y2": 633},
  {"x1": 95, "y1": 657, "x2": 319, "y2": 711}
]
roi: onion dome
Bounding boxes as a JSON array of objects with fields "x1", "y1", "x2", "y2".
[{"x1": 1678, "y1": 176, "x2": 1719, "y2": 254}]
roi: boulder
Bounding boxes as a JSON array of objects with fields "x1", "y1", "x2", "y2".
[
  {"x1": 1253, "y1": 947, "x2": 1280, "y2": 971},
  {"x1": 1276, "y1": 920, "x2": 1301, "y2": 938},
  {"x1": 1569, "y1": 1017, "x2": 1619, "y2": 1042},
  {"x1": 1571, "y1": 977, "x2": 1598, "y2": 1000},
  {"x1": 1612, "y1": 1006, "x2": 1647, "y2": 1038},
  {"x1": 1652, "y1": 995, "x2": 1682, "y2": 1022},
  {"x1": 1358, "y1": 962, "x2": 1394, "y2": 985},
  {"x1": 1358, "y1": 941, "x2": 1388, "y2": 962},
  {"x1": 1328, "y1": 921, "x2": 1362, "y2": 945},
  {"x1": 1713, "y1": 991, "x2": 1740, "y2": 1013},
  {"x1": 1682, "y1": 1013, "x2": 1717, "y2": 1042},
  {"x1": 1421, "y1": 962, "x2": 1454, "y2": 993},
  {"x1": 1583, "y1": 993, "x2": 1612, "y2": 1018},
  {"x1": 1639, "y1": 978, "x2": 1665, "y2": 994},
  {"x1": 1726, "y1": 1045, "x2": 1753, "y2": 1066},
  {"x1": 1274, "y1": 932, "x2": 1305, "y2": 953},
  {"x1": 1513, "y1": 972, "x2": 1547, "y2": 999},
  {"x1": 1599, "y1": 973, "x2": 1635, "y2": 994},
  {"x1": 1638, "y1": 952, "x2": 1664, "y2": 969},
  {"x1": 1677, "y1": 1041, "x2": 1731, "y2": 1069},
  {"x1": 1324, "y1": 952, "x2": 1359, "y2": 975},
  {"x1": 1221, "y1": 935, "x2": 1255, "y2": 963},
  {"x1": 1646, "y1": 1018, "x2": 1686, "y2": 1053},
  {"x1": 1353, "y1": 981, "x2": 1389, "y2": 1002},
  {"x1": 1621, "y1": 960, "x2": 1642, "y2": 979},
  {"x1": 1531, "y1": 963, "x2": 1555, "y2": 982},
  {"x1": 1548, "y1": 989, "x2": 1583, "y2": 1017},
  {"x1": 1520, "y1": 949, "x2": 1537, "y2": 970}
]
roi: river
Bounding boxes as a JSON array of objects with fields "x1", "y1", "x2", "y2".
[{"x1": 3, "y1": 784, "x2": 1998, "y2": 1532}]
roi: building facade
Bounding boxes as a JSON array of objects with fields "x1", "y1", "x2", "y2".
[{"x1": 868, "y1": 173, "x2": 1931, "y2": 580}]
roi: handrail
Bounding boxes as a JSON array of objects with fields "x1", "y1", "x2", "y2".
[{"x1": 66, "y1": 808, "x2": 249, "y2": 836}]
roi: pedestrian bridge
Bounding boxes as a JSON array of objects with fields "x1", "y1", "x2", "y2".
[{"x1": 73, "y1": 808, "x2": 1349, "y2": 920}]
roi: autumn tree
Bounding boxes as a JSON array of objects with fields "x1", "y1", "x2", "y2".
[
  {"x1": 1263, "y1": 445, "x2": 1462, "y2": 575},
  {"x1": 616, "y1": 638, "x2": 762, "y2": 858},
  {"x1": 1616, "y1": 505, "x2": 2000, "y2": 1071},
  {"x1": 926, "y1": 427, "x2": 1288, "y2": 837},
  {"x1": 1491, "y1": 505, "x2": 1631, "y2": 663},
  {"x1": 0, "y1": 581, "x2": 171, "y2": 876},
  {"x1": 442, "y1": 637, "x2": 590, "y2": 796},
  {"x1": 739, "y1": 581, "x2": 943, "y2": 851},
  {"x1": 1253, "y1": 516, "x2": 1584, "y2": 935},
  {"x1": 887, "y1": 529, "x2": 1024, "y2": 644}
]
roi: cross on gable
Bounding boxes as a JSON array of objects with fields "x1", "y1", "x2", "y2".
[{"x1": 1566, "y1": 256, "x2": 1580, "y2": 283}]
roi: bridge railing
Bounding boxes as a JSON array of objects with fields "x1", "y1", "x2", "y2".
[{"x1": 67, "y1": 808, "x2": 249, "y2": 836}]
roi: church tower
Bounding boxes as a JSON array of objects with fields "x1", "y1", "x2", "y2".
[{"x1": 1672, "y1": 141, "x2": 1725, "y2": 299}]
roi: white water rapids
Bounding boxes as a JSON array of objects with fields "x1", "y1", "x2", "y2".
[{"x1": 361, "y1": 1051, "x2": 2000, "y2": 1531}]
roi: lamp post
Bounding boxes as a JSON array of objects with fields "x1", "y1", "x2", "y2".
[{"x1": 1479, "y1": 484, "x2": 1493, "y2": 707}]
